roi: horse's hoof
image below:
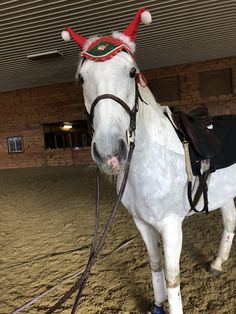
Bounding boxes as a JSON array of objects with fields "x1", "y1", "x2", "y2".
[
  {"x1": 208, "y1": 265, "x2": 221, "y2": 277},
  {"x1": 147, "y1": 304, "x2": 166, "y2": 314}
]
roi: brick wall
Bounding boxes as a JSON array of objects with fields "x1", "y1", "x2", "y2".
[
  {"x1": 0, "y1": 56, "x2": 235, "y2": 169},
  {"x1": 144, "y1": 56, "x2": 236, "y2": 115},
  {"x1": 0, "y1": 82, "x2": 91, "y2": 168},
  {"x1": 45, "y1": 147, "x2": 91, "y2": 167}
]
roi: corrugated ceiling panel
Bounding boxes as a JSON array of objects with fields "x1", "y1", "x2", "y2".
[{"x1": 0, "y1": 0, "x2": 236, "y2": 92}]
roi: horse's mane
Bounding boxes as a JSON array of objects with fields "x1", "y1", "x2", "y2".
[
  {"x1": 137, "y1": 80, "x2": 184, "y2": 156},
  {"x1": 138, "y1": 83, "x2": 164, "y2": 115}
]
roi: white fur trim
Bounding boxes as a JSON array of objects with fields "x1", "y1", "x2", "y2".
[
  {"x1": 141, "y1": 10, "x2": 152, "y2": 25},
  {"x1": 82, "y1": 35, "x2": 100, "y2": 52},
  {"x1": 112, "y1": 31, "x2": 136, "y2": 52},
  {"x1": 61, "y1": 30, "x2": 71, "y2": 41}
]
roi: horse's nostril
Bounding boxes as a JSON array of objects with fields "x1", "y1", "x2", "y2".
[
  {"x1": 93, "y1": 138, "x2": 127, "y2": 165},
  {"x1": 92, "y1": 142, "x2": 104, "y2": 164},
  {"x1": 117, "y1": 138, "x2": 127, "y2": 160}
]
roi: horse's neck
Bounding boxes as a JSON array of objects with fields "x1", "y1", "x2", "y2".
[{"x1": 136, "y1": 86, "x2": 184, "y2": 156}]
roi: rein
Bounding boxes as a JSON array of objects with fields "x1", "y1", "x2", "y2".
[
  {"x1": 46, "y1": 77, "x2": 144, "y2": 313},
  {"x1": 46, "y1": 143, "x2": 135, "y2": 314}
]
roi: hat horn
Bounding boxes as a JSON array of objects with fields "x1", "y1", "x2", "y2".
[
  {"x1": 61, "y1": 26, "x2": 87, "y2": 49},
  {"x1": 123, "y1": 7, "x2": 152, "y2": 42}
]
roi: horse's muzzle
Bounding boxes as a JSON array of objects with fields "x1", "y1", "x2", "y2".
[{"x1": 92, "y1": 138, "x2": 128, "y2": 175}]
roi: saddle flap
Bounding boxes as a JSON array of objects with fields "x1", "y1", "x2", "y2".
[
  {"x1": 180, "y1": 112, "x2": 221, "y2": 158},
  {"x1": 171, "y1": 106, "x2": 221, "y2": 159}
]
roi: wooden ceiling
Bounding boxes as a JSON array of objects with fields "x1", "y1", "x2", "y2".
[{"x1": 1, "y1": 0, "x2": 236, "y2": 92}]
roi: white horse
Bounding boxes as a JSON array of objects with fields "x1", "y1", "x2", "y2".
[{"x1": 62, "y1": 8, "x2": 236, "y2": 314}]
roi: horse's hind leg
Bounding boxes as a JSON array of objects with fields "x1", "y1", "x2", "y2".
[
  {"x1": 210, "y1": 199, "x2": 236, "y2": 275},
  {"x1": 133, "y1": 217, "x2": 167, "y2": 312}
]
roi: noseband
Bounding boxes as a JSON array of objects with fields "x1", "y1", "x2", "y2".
[{"x1": 87, "y1": 76, "x2": 146, "y2": 145}]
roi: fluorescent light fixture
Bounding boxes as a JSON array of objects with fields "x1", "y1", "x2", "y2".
[
  {"x1": 27, "y1": 50, "x2": 63, "y2": 61},
  {"x1": 61, "y1": 122, "x2": 72, "y2": 130}
]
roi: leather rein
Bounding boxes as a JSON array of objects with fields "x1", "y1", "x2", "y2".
[{"x1": 46, "y1": 76, "x2": 143, "y2": 313}]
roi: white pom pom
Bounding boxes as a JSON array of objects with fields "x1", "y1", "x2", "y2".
[
  {"x1": 61, "y1": 30, "x2": 71, "y2": 41},
  {"x1": 141, "y1": 10, "x2": 152, "y2": 25}
]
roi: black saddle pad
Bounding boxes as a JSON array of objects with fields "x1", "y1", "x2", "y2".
[
  {"x1": 211, "y1": 115, "x2": 236, "y2": 170},
  {"x1": 189, "y1": 114, "x2": 236, "y2": 175}
]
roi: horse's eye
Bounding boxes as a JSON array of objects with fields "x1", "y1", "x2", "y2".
[
  {"x1": 129, "y1": 67, "x2": 137, "y2": 78},
  {"x1": 78, "y1": 74, "x2": 84, "y2": 84}
]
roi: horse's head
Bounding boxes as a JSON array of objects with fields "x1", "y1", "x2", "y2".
[
  {"x1": 62, "y1": 8, "x2": 152, "y2": 175},
  {"x1": 79, "y1": 52, "x2": 139, "y2": 175}
]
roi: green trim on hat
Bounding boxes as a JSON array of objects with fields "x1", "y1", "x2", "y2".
[{"x1": 87, "y1": 41, "x2": 118, "y2": 57}]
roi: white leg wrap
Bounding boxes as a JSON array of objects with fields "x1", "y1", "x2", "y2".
[
  {"x1": 218, "y1": 231, "x2": 234, "y2": 261},
  {"x1": 211, "y1": 231, "x2": 234, "y2": 271},
  {"x1": 168, "y1": 286, "x2": 183, "y2": 314},
  {"x1": 152, "y1": 270, "x2": 167, "y2": 305}
]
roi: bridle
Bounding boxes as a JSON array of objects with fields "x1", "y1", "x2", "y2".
[
  {"x1": 47, "y1": 72, "x2": 147, "y2": 314},
  {"x1": 87, "y1": 74, "x2": 147, "y2": 147}
]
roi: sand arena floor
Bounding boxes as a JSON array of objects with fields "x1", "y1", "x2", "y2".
[{"x1": 0, "y1": 165, "x2": 235, "y2": 314}]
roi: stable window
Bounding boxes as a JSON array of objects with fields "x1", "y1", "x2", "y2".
[
  {"x1": 7, "y1": 136, "x2": 23, "y2": 153},
  {"x1": 149, "y1": 76, "x2": 181, "y2": 102},
  {"x1": 199, "y1": 68, "x2": 233, "y2": 97},
  {"x1": 43, "y1": 120, "x2": 91, "y2": 150}
]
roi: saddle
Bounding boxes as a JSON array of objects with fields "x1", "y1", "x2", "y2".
[
  {"x1": 167, "y1": 106, "x2": 222, "y2": 214},
  {"x1": 170, "y1": 106, "x2": 221, "y2": 159},
  {"x1": 166, "y1": 106, "x2": 236, "y2": 214}
]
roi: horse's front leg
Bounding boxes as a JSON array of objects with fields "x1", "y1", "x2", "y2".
[
  {"x1": 133, "y1": 217, "x2": 167, "y2": 313},
  {"x1": 161, "y1": 215, "x2": 183, "y2": 314}
]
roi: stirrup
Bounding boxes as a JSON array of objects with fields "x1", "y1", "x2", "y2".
[{"x1": 148, "y1": 303, "x2": 166, "y2": 314}]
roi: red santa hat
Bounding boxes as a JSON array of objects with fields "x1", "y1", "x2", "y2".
[{"x1": 61, "y1": 7, "x2": 152, "y2": 61}]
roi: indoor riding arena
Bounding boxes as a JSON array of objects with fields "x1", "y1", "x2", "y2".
[{"x1": 1, "y1": 1, "x2": 236, "y2": 314}]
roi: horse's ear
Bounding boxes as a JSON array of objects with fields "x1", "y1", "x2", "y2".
[
  {"x1": 122, "y1": 8, "x2": 152, "y2": 42},
  {"x1": 61, "y1": 26, "x2": 87, "y2": 49}
]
